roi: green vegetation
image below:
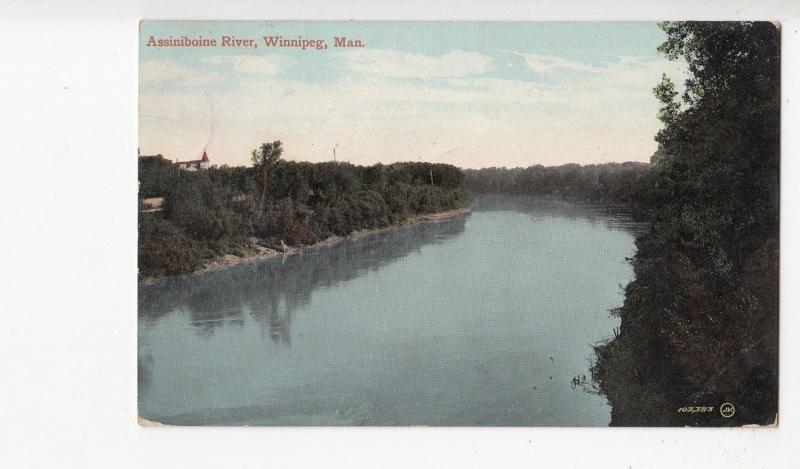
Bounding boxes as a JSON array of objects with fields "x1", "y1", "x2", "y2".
[
  {"x1": 590, "y1": 22, "x2": 780, "y2": 426},
  {"x1": 138, "y1": 150, "x2": 467, "y2": 278}
]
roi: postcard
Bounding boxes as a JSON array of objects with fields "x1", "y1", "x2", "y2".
[{"x1": 138, "y1": 20, "x2": 779, "y2": 426}]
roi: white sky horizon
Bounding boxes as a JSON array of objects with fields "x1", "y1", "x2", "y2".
[{"x1": 139, "y1": 21, "x2": 688, "y2": 169}]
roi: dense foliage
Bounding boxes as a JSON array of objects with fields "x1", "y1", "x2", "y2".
[
  {"x1": 139, "y1": 154, "x2": 467, "y2": 278},
  {"x1": 591, "y1": 22, "x2": 780, "y2": 426},
  {"x1": 465, "y1": 162, "x2": 654, "y2": 215}
]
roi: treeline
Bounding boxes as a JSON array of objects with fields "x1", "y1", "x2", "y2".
[
  {"x1": 591, "y1": 22, "x2": 780, "y2": 426},
  {"x1": 464, "y1": 162, "x2": 654, "y2": 216},
  {"x1": 139, "y1": 156, "x2": 467, "y2": 278}
]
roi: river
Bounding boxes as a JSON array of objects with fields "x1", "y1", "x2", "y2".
[{"x1": 138, "y1": 195, "x2": 642, "y2": 426}]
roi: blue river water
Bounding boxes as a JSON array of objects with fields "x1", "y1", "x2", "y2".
[{"x1": 138, "y1": 196, "x2": 641, "y2": 426}]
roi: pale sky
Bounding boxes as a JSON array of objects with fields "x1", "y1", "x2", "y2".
[{"x1": 139, "y1": 21, "x2": 687, "y2": 169}]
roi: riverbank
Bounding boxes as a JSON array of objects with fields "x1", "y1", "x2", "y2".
[{"x1": 140, "y1": 207, "x2": 471, "y2": 284}]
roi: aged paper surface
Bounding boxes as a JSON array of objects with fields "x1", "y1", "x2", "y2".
[{"x1": 138, "y1": 20, "x2": 779, "y2": 426}]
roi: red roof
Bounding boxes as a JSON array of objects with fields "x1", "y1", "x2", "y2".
[{"x1": 175, "y1": 150, "x2": 210, "y2": 166}]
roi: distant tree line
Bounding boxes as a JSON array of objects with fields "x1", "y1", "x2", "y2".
[
  {"x1": 139, "y1": 153, "x2": 467, "y2": 278},
  {"x1": 464, "y1": 162, "x2": 655, "y2": 216}
]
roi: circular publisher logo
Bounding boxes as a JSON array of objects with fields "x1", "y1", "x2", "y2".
[{"x1": 720, "y1": 402, "x2": 735, "y2": 418}]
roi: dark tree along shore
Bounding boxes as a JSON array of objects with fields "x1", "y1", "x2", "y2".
[
  {"x1": 138, "y1": 154, "x2": 467, "y2": 278},
  {"x1": 589, "y1": 22, "x2": 779, "y2": 426}
]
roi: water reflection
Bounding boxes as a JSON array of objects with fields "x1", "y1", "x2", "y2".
[
  {"x1": 472, "y1": 194, "x2": 647, "y2": 235},
  {"x1": 139, "y1": 215, "x2": 468, "y2": 343},
  {"x1": 138, "y1": 196, "x2": 639, "y2": 426}
]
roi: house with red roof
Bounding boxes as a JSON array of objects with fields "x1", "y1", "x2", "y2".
[{"x1": 175, "y1": 150, "x2": 211, "y2": 171}]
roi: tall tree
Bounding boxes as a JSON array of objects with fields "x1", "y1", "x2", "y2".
[{"x1": 251, "y1": 140, "x2": 283, "y2": 216}]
